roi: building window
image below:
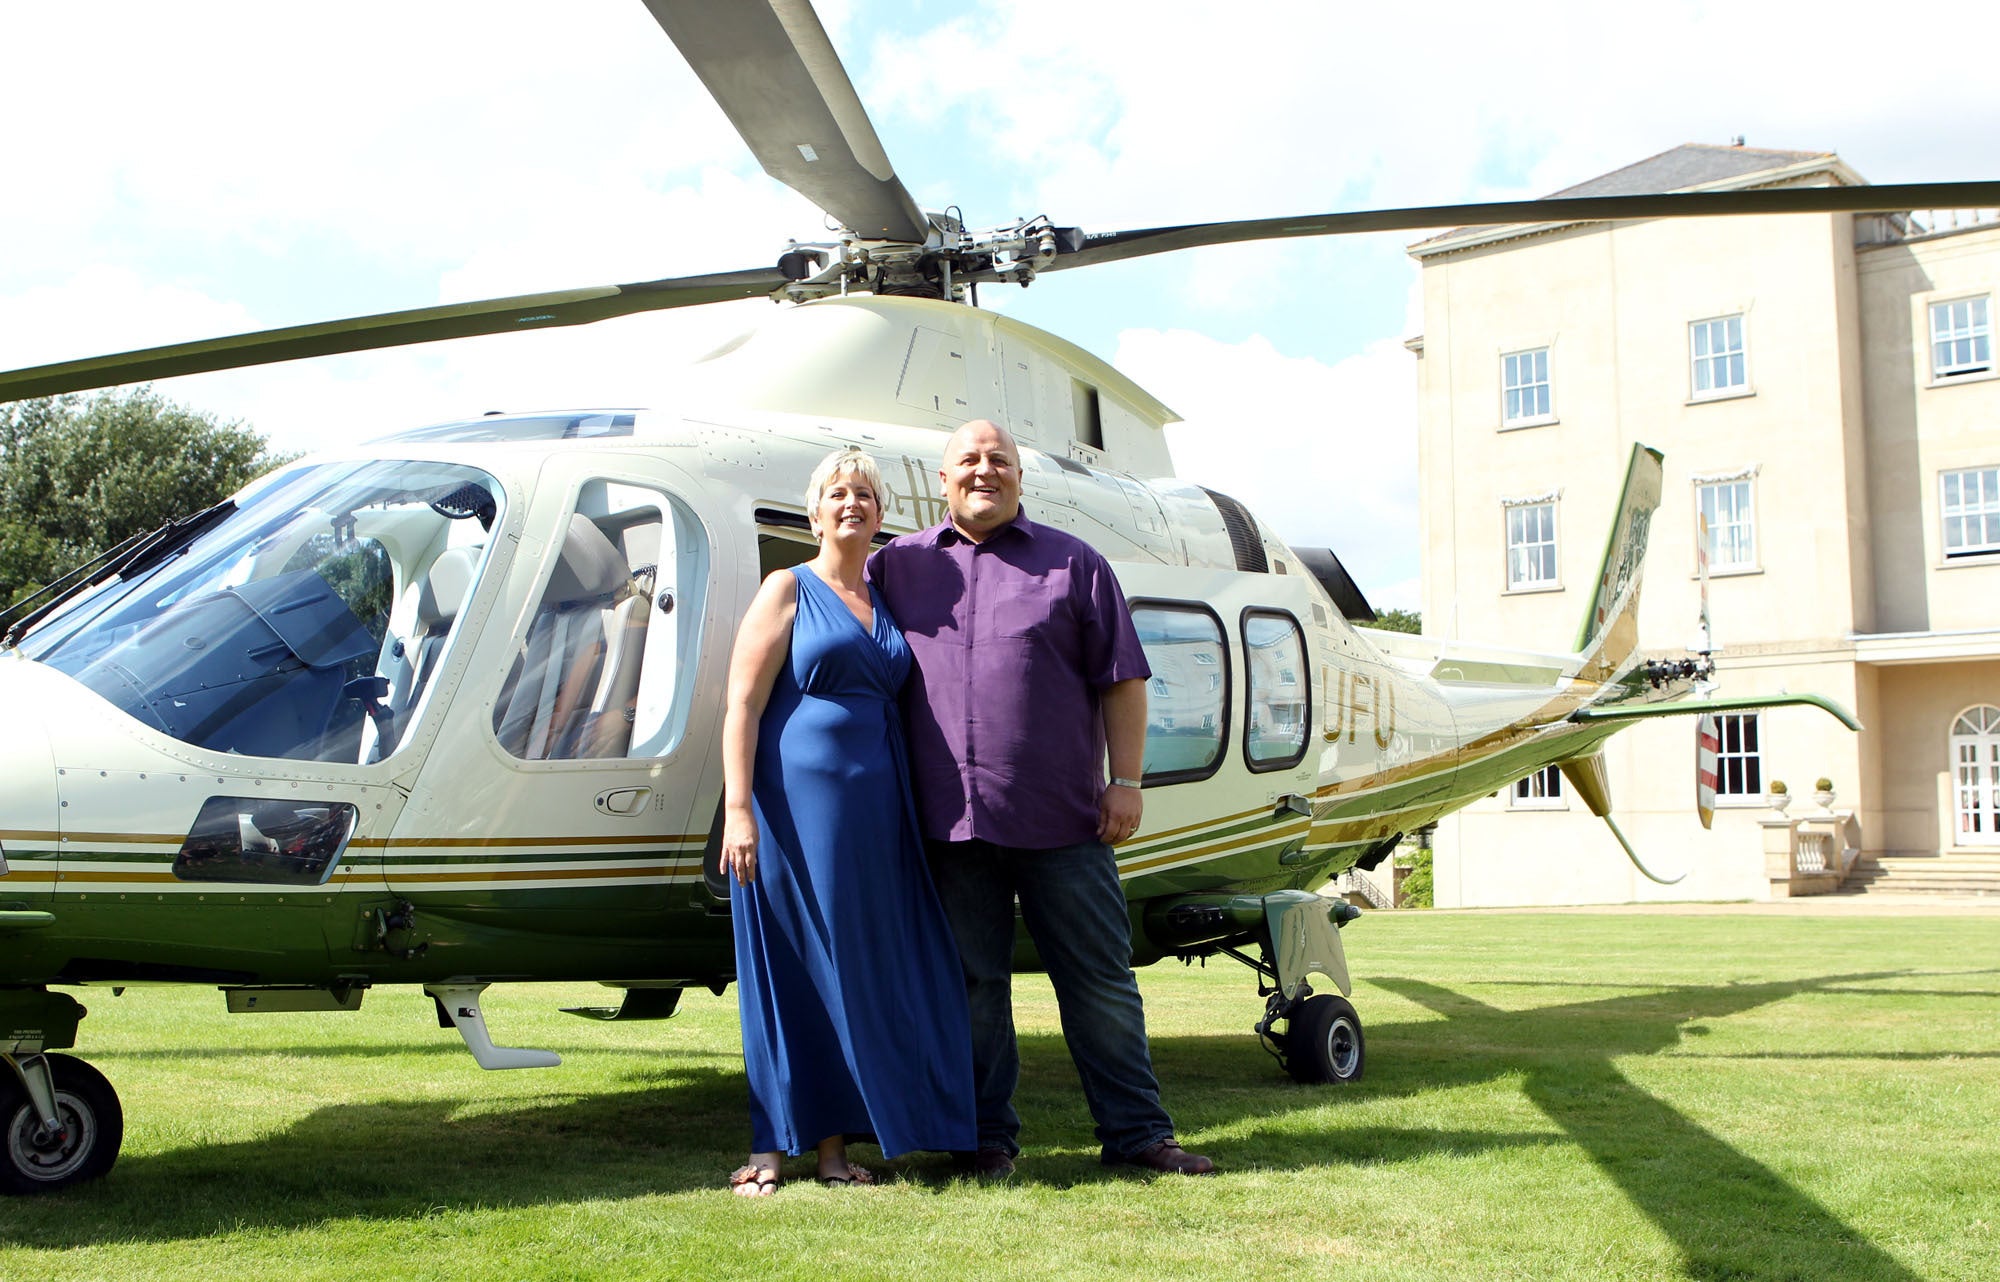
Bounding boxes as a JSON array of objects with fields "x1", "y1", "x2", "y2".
[
  {"x1": 1951, "y1": 706, "x2": 2000, "y2": 846},
  {"x1": 1690, "y1": 315, "x2": 1747, "y2": 398},
  {"x1": 1712, "y1": 713, "x2": 1762, "y2": 799},
  {"x1": 1697, "y1": 478, "x2": 1757, "y2": 572},
  {"x1": 1244, "y1": 610, "x2": 1309, "y2": 771},
  {"x1": 1941, "y1": 467, "x2": 2000, "y2": 558},
  {"x1": 1502, "y1": 348, "x2": 1553, "y2": 426},
  {"x1": 1505, "y1": 501, "x2": 1559, "y2": 590},
  {"x1": 1511, "y1": 765, "x2": 1565, "y2": 809},
  {"x1": 1131, "y1": 602, "x2": 1228, "y2": 782},
  {"x1": 1931, "y1": 296, "x2": 1992, "y2": 379}
]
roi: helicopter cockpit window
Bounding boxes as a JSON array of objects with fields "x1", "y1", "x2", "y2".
[
  {"x1": 1131, "y1": 602, "x2": 1229, "y2": 784},
  {"x1": 1244, "y1": 609, "x2": 1310, "y2": 771},
  {"x1": 21, "y1": 460, "x2": 502, "y2": 764},
  {"x1": 493, "y1": 479, "x2": 705, "y2": 762}
]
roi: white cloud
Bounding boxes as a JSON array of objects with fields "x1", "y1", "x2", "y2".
[
  {"x1": 1121, "y1": 327, "x2": 1420, "y2": 604},
  {"x1": 5, "y1": 0, "x2": 1999, "y2": 561}
]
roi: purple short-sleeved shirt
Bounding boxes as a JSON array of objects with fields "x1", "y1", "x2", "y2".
[{"x1": 868, "y1": 513, "x2": 1152, "y2": 849}]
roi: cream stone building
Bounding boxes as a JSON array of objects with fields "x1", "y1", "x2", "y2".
[{"x1": 1405, "y1": 144, "x2": 2000, "y2": 905}]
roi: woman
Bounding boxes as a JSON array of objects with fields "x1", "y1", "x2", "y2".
[{"x1": 719, "y1": 447, "x2": 976, "y2": 1195}]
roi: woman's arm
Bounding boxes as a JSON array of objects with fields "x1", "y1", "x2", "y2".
[{"x1": 718, "y1": 572, "x2": 798, "y2": 886}]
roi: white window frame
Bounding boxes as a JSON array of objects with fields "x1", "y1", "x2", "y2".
[
  {"x1": 1501, "y1": 347, "x2": 1555, "y2": 428},
  {"x1": 1504, "y1": 498, "x2": 1560, "y2": 592},
  {"x1": 1951, "y1": 705, "x2": 2000, "y2": 846},
  {"x1": 1711, "y1": 713, "x2": 1763, "y2": 803},
  {"x1": 1689, "y1": 314, "x2": 1749, "y2": 400},
  {"x1": 1930, "y1": 295, "x2": 1992, "y2": 381},
  {"x1": 1510, "y1": 764, "x2": 1565, "y2": 810},
  {"x1": 1695, "y1": 474, "x2": 1759, "y2": 574},
  {"x1": 1940, "y1": 466, "x2": 2000, "y2": 559}
]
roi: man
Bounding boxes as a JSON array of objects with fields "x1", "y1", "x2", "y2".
[{"x1": 868, "y1": 418, "x2": 1215, "y2": 1179}]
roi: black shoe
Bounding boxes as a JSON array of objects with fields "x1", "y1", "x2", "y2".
[
  {"x1": 1106, "y1": 1139, "x2": 1215, "y2": 1175},
  {"x1": 968, "y1": 1146, "x2": 1015, "y2": 1181}
]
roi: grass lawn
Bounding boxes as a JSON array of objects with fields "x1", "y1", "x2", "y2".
[{"x1": 2, "y1": 908, "x2": 1995, "y2": 1281}]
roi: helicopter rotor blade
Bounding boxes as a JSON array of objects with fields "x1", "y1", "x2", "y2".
[
  {"x1": 640, "y1": 0, "x2": 929, "y2": 244},
  {"x1": 0, "y1": 266, "x2": 791, "y2": 403},
  {"x1": 1045, "y1": 181, "x2": 2000, "y2": 273}
]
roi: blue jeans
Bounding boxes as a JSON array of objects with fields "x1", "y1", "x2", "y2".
[{"x1": 926, "y1": 837, "x2": 1176, "y2": 1160}]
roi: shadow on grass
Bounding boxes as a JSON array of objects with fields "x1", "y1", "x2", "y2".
[
  {"x1": 1, "y1": 966, "x2": 1974, "y2": 1278},
  {"x1": 1350, "y1": 970, "x2": 1939, "y2": 1281},
  {"x1": 85, "y1": 1041, "x2": 741, "y2": 1064},
  {"x1": 1, "y1": 1065, "x2": 766, "y2": 1247}
]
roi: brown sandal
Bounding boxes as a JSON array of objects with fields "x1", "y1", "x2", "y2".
[
  {"x1": 728, "y1": 1163, "x2": 782, "y2": 1196},
  {"x1": 818, "y1": 1164, "x2": 876, "y2": 1187}
]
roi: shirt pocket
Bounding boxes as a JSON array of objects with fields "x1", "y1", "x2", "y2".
[{"x1": 980, "y1": 564, "x2": 1073, "y2": 640}]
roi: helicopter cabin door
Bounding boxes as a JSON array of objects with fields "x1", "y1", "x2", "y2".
[
  {"x1": 379, "y1": 451, "x2": 732, "y2": 980},
  {"x1": 1107, "y1": 562, "x2": 1323, "y2": 891}
]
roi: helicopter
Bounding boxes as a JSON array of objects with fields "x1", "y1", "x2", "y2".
[{"x1": 2, "y1": 0, "x2": 1995, "y2": 1195}]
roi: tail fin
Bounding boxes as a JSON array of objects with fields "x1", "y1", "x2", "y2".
[{"x1": 1573, "y1": 443, "x2": 1665, "y2": 678}]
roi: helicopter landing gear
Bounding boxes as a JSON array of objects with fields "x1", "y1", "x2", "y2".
[
  {"x1": 0, "y1": 1053, "x2": 123, "y2": 1194},
  {"x1": 1259, "y1": 988, "x2": 1365, "y2": 1084},
  {"x1": 1158, "y1": 889, "x2": 1367, "y2": 1084}
]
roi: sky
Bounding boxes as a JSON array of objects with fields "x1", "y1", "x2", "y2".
[{"x1": 4, "y1": 1, "x2": 1999, "y2": 609}]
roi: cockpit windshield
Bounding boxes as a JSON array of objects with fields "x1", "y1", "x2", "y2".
[{"x1": 21, "y1": 459, "x2": 502, "y2": 764}]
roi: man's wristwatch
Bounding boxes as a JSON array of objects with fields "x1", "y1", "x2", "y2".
[{"x1": 1110, "y1": 777, "x2": 1142, "y2": 789}]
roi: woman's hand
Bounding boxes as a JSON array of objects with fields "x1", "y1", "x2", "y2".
[{"x1": 719, "y1": 807, "x2": 759, "y2": 885}]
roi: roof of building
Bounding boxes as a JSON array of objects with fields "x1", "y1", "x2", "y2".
[
  {"x1": 1547, "y1": 143, "x2": 1835, "y2": 199},
  {"x1": 1410, "y1": 142, "x2": 1852, "y2": 256}
]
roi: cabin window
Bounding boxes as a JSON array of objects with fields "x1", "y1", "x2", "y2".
[
  {"x1": 1930, "y1": 296, "x2": 1991, "y2": 380},
  {"x1": 1689, "y1": 314, "x2": 1748, "y2": 399},
  {"x1": 1696, "y1": 477, "x2": 1758, "y2": 573},
  {"x1": 494, "y1": 479, "x2": 706, "y2": 762},
  {"x1": 1941, "y1": 467, "x2": 2000, "y2": 558},
  {"x1": 1951, "y1": 705, "x2": 2000, "y2": 845},
  {"x1": 1243, "y1": 609, "x2": 1309, "y2": 771},
  {"x1": 1510, "y1": 765, "x2": 1565, "y2": 810},
  {"x1": 1130, "y1": 602, "x2": 1228, "y2": 783},
  {"x1": 1501, "y1": 347, "x2": 1553, "y2": 427},
  {"x1": 1712, "y1": 713, "x2": 1763, "y2": 799}
]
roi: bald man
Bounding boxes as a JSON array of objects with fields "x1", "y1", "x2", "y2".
[{"x1": 867, "y1": 419, "x2": 1214, "y2": 1179}]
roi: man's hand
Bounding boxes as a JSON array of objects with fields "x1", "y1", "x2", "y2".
[{"x1": 1099, "y1": 782, "x2": 1143, "y2": 845}]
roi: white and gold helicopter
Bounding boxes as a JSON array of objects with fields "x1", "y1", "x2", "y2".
[{"x1": 1, "y1": 0, "x2": 1992, "y2": 1195}]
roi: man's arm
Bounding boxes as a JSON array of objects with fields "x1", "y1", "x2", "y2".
[{"x1": 1098, "y1": 676, "x2": 1148, "y2": 845}]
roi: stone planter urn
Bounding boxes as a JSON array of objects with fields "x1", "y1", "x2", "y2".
[{"x1": 1768, "y1": 788, "x2": 1792, "y2": 813}]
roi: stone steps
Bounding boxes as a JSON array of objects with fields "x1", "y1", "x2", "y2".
[{"x1": 1839, "y1": 851, "x2": 2000, "y2": 897}]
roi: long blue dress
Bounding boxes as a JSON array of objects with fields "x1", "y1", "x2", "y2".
[{"x1": 731, "y1": 565, "x2": 976, "y2": 1157}]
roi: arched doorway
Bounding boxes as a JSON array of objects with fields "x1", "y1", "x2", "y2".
[{"x1": 1950, "y1": 705, "x2": 2000, "y2": 846}]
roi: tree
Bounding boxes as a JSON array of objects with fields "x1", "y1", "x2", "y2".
[
  {"x1": 1371, "y1": 607, "x2": 1422, "y2": 634},
  {"x1": 0, "y1": 387, "x2": 291, "y2": 605}
]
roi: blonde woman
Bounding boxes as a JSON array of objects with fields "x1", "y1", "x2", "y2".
[{"x1": 719, "y1": 447, "x2": 975, "y2": 1195}]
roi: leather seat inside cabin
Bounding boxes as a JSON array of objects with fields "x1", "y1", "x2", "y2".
[{"x1": 493, "y1": 515, "x2": 653, "y2": 761}]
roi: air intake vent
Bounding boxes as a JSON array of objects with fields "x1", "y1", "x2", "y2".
[{"x1": 1200, "y1": 487, "x2": 1268, "y2": 574}]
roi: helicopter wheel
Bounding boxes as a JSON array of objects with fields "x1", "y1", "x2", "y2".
[
  {"x1": 0, "y1": 1054, "x2": 123, "y2": 1194},
  {"x1": 1285, "y1": 993, "x2": 1365, "y2": 1085}
]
